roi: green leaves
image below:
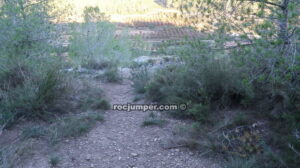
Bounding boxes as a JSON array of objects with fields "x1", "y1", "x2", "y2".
[
  {"x1": 187, "y1": 103, "x2": 211, "y2": 123},
  {"x1": 0, "y1": 0, "x2": 69, "y2": 127},
  {"x1": 83, "y1": 6, "x2": 108, "y2": 23}
]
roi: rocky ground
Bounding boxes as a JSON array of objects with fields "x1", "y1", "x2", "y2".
[{"x1": 18, "y1": 69, "x2": 220, "y2": 168}]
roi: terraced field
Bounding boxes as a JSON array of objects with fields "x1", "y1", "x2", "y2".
[
  {"x1": 113, "y1": 11, "x2": 205, "y2": 53},
  {"x1": 55, "y1": 0, "x2": 206, "y2": 57}
]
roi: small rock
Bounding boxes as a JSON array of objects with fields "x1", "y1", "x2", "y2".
[
  {"x1": 90, "y1": 164, "x2": 95, "y2": 168},
  {"x1": 189, "y1": 152, "x2": 194, "y2": 156},
  {"x1": 86, "y1": 154, "x2": 92, "y2": 161},
  {"x1": 130, "y1": 153, "x2": 139, "y2": 157},
  {"x1": 175, "y1": 149, "x2": 180, "y2": 152}
]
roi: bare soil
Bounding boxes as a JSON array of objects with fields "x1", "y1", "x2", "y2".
[{"x1": 16, "y1": 70, "x2": 220, "y2": 168}]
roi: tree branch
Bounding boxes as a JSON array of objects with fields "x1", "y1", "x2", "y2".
[
  {"x1": 288, "y1": 27, "x2": 299, "y2": 38},
  {"x1": 244, "y1": 0, "x2": 284, "y2": 9}
]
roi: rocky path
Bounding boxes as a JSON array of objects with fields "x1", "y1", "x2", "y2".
[
  {"x1": 20, "y1": 70, "x2": 220, "y2": 168},
  {"x1": 56, "y1": 72, "x2": 220, "y2": 168}
]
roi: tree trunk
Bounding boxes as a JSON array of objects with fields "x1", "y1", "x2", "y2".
[{"x1": 278, "y1": 0, "x2": 290, "y2": 45}]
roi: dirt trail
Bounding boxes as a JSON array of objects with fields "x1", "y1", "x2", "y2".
[
  {"x1": 2, "y1": 4, "x2": 221, "y2": 167},
  {"x1": 21, "y1": 70, "x2": 220, "y2": 168},
  {"x1": 60, "y1": 73, "x2": 220, "y2": 168},
  {"x1": 15, "y1": 16, "x2": 221, "y2": 167}
]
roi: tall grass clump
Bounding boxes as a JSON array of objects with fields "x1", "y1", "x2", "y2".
[
  {"x1": 69, "y1": 6, "x2": 133, "y2": 69},
  {"x1": 224, "y1": 157, "x2": 258, "y2": 168},
  {"x1": 142, "y1": 39, "x2": 253, "y2": 120},
  {"x1": 131, "y1": 66, "x2": 151, "y2": 94},
  {"x1": 0, "y1": 0, "x2": 69, "y2": 128}
]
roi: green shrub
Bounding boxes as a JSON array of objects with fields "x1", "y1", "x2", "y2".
[
  {"x1": 140, "y1": 35, "x2": 299, "y2": 167},
  {"x1": 68, "y1": 6, "x2": 133, "y2": 68},
  {"x1": 142, "y1": 112, "x2": 167, "y2": 127},
  {"x1": 78, "y1": 83, "x2": 110, "y2": 111},
  {"x1": 0, "y1": 140, "x2": 32, "y2": 168},
  {"x1": 133, "y1": 94, "x2": 145, "y2": 102},
  {"x1": 0, "y1": 0, "x2": 70, "y2": 128},
  {"x1": 83, "y1": 6, "x2": 109, "y2": 23},
  {"x1": 82, "y1": 59, "x2": 116, "y2": 70},
  {"x1": 22, "y1": 126, "x2": 46, "y2": 139},
  {"x1": 49, "y1": 155, "x2": 60, "y2": 167},
  {"x1": 145, "y1": 65, "x2": 179, "y2": 103},
  {"x1": 20, "y1": 113, "x2": 104, "y2": 145},
  {"x1": 92, "y1": 99, "x2": 110, "y2": 110},
  {"x1": 142, "y1": 51, "x2": 252, "y2": 120},
  {"x1": 224, "y1": 157, "x2": 258, "y2": 168},
  {"x1": 0, "y1": 62, "x2": 68, "y2": 126},
  {"x1": 142, "y1": 119, "x2": 167, "y2": 127},
  {"x1": 102, "y1": 66, "x2": 122, "y2": 83},
  {"x1": 48, "y1": 113, "x2": 104, "y2": 144},
  {"x1": 131, "y1": 66, "x2": 151, "y2": 94},
  {"x1": 187, "y1": 104, "x2": 211, "y2": 123},
  {"x1": 231, "y1": 40, "x2": 300, "y2": 167}
]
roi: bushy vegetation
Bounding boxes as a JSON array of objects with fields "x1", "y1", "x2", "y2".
[
  {"x1": 47, "y1": 113, "x2": 104, "y2": 144},
  {"x1": 0, "y1": 0, "x2": 298, "y2": 167},
  {"x1": 0, "y1": 140, "x2": 33, "y2": 168},
  {"x1": 49, "y1": 155, "x2": 60, "y2": 167},
  {"x1": 69, "y1": 6, "x2": 133, "y2": 69},
  {"x1": 223, "y1": 157, "x2": 258, "y2": 168},
  {"x1": 1, "y1": 111, "x2": 103, "y2": 167},
  {"x1": 131, "y1": 66, "x2": 151, "y2": 94},
  {"x1": 101, "y1": 66, "x2": 122, "y2": 83},
  {"x1": 131, "y1": 0, "x2": 300, "y2": 167},
  {"x1": 134, "y1": 36, "x2": 299, "y2": 167},
  {"x1": 78, "y1": 81, "x2": 110, "y2": 110},
  {"x1": 142, "y1": 112, "x2": 167, "y2": 127},
  {"x1": 0, "y1": 0, "x2": 70, "y2": 128},
  {"x1": 21, "y1": 112, "x2": 104, "y2": 144}
]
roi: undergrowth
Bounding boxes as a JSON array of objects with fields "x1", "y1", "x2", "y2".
[
  {"x1": 68, "y1": 6, "x2": 134, "y2": 69},
  {"x1": 0, "y1": 0, "x2": 70, "y2": 128},
  {"x1": 132, "y1": 34, "x2": 300, "y2": 167}
]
